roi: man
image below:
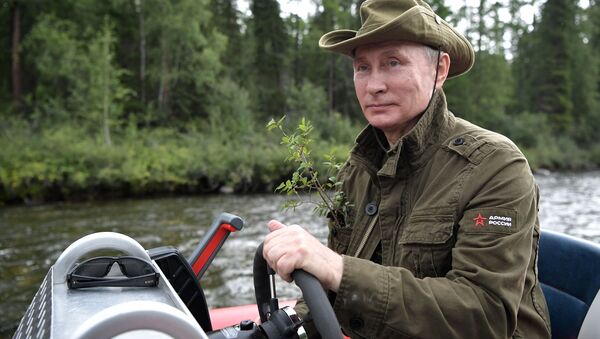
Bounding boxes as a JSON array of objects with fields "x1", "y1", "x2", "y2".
[{"x1": 263, "y1": 0, "x2": 551, "y2": 337}]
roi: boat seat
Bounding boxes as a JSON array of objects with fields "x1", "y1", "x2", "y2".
[{"x1": 538, "y1": 229, "x2": 600, "y2": 339}]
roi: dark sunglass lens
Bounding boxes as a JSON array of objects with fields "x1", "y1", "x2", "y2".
[
  {"x1": 119, "y1": 258, "x2": 154, "y2": 277},
  {"x1": 73, "y1": 258, "x2": 112, "y2": 277}
]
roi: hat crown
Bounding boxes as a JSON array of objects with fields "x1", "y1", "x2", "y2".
[
  {"x1": 319, "y1": 0, "x2": 475, "y2": 78},
  {"x1": 358, "y1": 0, "x2": 434, "y2": 36}
]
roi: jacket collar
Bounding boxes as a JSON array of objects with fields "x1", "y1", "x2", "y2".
[{"x1": 352, "y1": 89, "x2": 455, "y2": 178}]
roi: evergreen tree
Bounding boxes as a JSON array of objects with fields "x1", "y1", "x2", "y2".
[
  {"x1": 571, "y1": 2, "x2": 600, "y2": 144},
  {"x1": 210, "y1": 0, "x2": 244, "y2": 77},
  {"x1": 9, "y1": 1, "x2": 23, "y2": 112},
  {"x1": 530, "y1": 0, "x2": 577, "y2": 133},
  {"x1": 298, "y1": 0, "x2": 359, "y2": 117},
  {"x1": 512, "y1": 29, "x2": 537, "y2": 114},
  {"x1": 285, "y1": 14, "x2": 305, "y2": 87},
  {"x1": 1, "y1": 2, "x2": 12, "y2": 114},
  {"x1": 250, "y1": 0, "x2": 288, "y2": 118},
  {"x1": 23, "y1": 14, "x2": 130, "y2": 132},
  {"x1": 145, "y1": 0, "x2": 226, "y2": 123},
  {"x1": 445, "y1": 0, "x2": 512, "y2": 134}
]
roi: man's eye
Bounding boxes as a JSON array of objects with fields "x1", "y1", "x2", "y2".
[
  {"x1": 355, "y1": 65, "x2": 369, "y2": 72},
  {"x1": 388, "y1": 59, "x2": 400, "y2": 67}
]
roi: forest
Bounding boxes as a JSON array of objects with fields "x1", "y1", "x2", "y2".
[{"x1": 1, "y1": 0, "x2": 599, "y2": 204}]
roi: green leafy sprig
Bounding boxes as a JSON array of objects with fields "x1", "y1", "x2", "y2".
[{"x1": 267, "y1": 116, "x2": 350, "y2": 228}]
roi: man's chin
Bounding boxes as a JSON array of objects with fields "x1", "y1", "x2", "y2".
[{"x1": 369, "y1": 121, "x2": 400, "y2": 133}]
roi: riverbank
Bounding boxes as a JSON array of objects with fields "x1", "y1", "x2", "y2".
[
  {"x1": 2, "y1": 121, "x2": 599, "y2": 206},
  {"x1": 0, "y1": 121, "x2": 356, "y2": 205}
]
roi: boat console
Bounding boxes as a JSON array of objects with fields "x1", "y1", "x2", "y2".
[{"x1": 13, "y1": 231, "x2": 208, "y2": 339}]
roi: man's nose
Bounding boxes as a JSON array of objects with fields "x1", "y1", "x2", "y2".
[{"x1": 366, "y1": 73, "x2": 387, "y2": 95}]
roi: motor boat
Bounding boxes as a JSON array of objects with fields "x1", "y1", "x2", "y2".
[{"x1": 11, "y1": 212, "x2": 600, "y2": 338}]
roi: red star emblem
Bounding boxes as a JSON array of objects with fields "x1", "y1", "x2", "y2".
[{"x1": 473, "y1": 213, "x2": 487, "y2": 227}]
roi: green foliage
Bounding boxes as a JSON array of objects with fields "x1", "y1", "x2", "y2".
[
  {"x1": 23, "y1": 14, "x2": 86, "y2": 122},
  {"x1": 0, "y1": 119, "x2": 285, "y2": 203},
  {"x1": 250, "y1": 0, "x2": 288, "y2": 118},
  {"x1": 144, "y1": 0, "x2": 227, "y2": 122},
  {"x1": 527, "y1": 0, "x2": 576, "y2": 133},
  {"x1": 88, "y1": 17, "x2": 133, "y2": 145},
  {"x1": 22, "y1": 13, "x2": 131, "y2": 134},
  {"x1": 2, "y1": 0, "x2": 600, "y2": 205},
  {"x1": 428, "y1": 0, "x2": 452, "y2": 19},
  {"x1": 205, "y1": 78, "x2": 256, "y2": 138},
  {"x1": 571, "y1": 4, "x2": 600, "y2": 145},
  {"x1": 446, "y1": 52, "x2": 513, "y2": 125},
  {"x1": 210, "y1": 0, "x2": 244, "y2": 77},
  {"x1": 523, "y1": 136, "x2": 592, "y2": 171},
  {"x1": 293, "y1": 0, "x2": 360, "y2": 117},
  {"x1": 267, "y1": 116, "x2": 351, "y2": 227},
  {"x1": 285, "y1": 81, "x2": 360, "y2": 141}
]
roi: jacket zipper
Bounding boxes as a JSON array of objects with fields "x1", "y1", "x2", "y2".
[{"x1": 354, "y1": 215, "x2": 378, "y2": 257}]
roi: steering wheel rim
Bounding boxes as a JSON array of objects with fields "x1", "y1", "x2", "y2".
[{"x1": 253, "y1": 243, "x2": 343, "y2": 339}]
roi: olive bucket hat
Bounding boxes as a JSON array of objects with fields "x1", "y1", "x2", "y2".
[{"x1": 319, "y1": 0, "x2": 475, "y2": 78}]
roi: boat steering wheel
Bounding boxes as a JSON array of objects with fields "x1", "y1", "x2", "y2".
[{"x1": 253, "y1": 243, "x2": 344, "y2": 339}]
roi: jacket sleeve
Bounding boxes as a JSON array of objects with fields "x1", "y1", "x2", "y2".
[{"x1": 332, "y1": 147, "x2": 538, "y2": 338}]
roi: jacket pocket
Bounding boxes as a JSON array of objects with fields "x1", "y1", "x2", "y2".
[
  {"x1": 397, "y1": 216, "x2": 456, "y2": 278},
  {"x1": 327, "y1": 217, "x2": 353, "y2": 255}
]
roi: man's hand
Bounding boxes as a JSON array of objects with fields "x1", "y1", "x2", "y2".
[{"x1": 263, "y1": 220, "x2": 343, "y2": 292}]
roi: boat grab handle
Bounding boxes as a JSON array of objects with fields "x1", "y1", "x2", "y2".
[
  {"x1": 71, "y1": 301, "x2": 208, "y2": 339},
  {"x1": 52, "y1": 232, "x2": 151, "y2": 283}
]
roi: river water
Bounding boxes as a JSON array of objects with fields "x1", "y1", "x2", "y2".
[{"x1": 1, "y1": 171, "x2": 599, "y2": 336}]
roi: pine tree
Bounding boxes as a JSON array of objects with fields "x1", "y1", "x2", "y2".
[
  {"x1": 210, "y1": 0, "x2": 244, "y2": 76},
  {"x1": 250, "y1": 0, "x2": 288, "y2": 118},
  {"x1": 530, "y1": 0, "x2": 577, "y2": 133},
  {"x1": 445, "y1": 0, "x2": 512, "y2": 134},
  {"x1": 298, "y1": 0, "x2": 358, "y2": 117},
  {"x1": 571, "y1": 1, "x2": 600, "y2": 144}
]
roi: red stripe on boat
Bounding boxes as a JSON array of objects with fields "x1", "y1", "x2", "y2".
[{"x1": 192, "y1": 223, "x2": 237, "y2": 276}]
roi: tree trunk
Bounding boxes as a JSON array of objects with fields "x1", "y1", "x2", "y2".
[{"x1": 11, "y1": 3, "x2": 23, "y2": 112}]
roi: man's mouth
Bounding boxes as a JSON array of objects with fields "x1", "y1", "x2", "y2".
[{"x1": 366, "y1": 103, "x2": 394, "y2": 109}]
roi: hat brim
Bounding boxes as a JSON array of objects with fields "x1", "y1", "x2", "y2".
[{"x1": 319, "y1": 7, "x2": 474, "y2": 78}]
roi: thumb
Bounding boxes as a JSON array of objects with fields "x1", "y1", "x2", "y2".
[{"x1": 268, "y1": 220, "x2": 287, "y2": 232}]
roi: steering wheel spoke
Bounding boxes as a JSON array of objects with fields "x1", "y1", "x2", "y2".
[{"x1": 254, "y1": 243, "x2": 344, "y2": 339}]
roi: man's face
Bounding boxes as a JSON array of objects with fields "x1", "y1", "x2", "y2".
[{"x1": 353, "y1": 41, "x2": 438, "y2": 142}]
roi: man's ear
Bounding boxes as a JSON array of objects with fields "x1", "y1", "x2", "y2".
[{"x1": 436, "y1": 52, "x2": 451, "y2": 89}]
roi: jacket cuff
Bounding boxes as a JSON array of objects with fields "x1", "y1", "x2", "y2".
[{"x1": 334, "y1": 255, "x2": 388, "y2": 337}]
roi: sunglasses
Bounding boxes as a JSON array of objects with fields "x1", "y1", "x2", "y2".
[{"x1": 67, "y1": 256, "x2": 159, "y2": 289}]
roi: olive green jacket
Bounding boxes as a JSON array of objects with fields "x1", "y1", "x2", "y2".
[{"x1": 296, "y1": 90, "x2": 551, "y2": 338}]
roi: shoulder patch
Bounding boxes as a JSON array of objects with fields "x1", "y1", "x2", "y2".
[{"x1": 461, "y1": 208, "x2": 518, "y2": 234}]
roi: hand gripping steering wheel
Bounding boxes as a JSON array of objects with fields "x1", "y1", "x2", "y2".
[{"x1": 253, "y1": 243, "x2": 344, "y2": 339}]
